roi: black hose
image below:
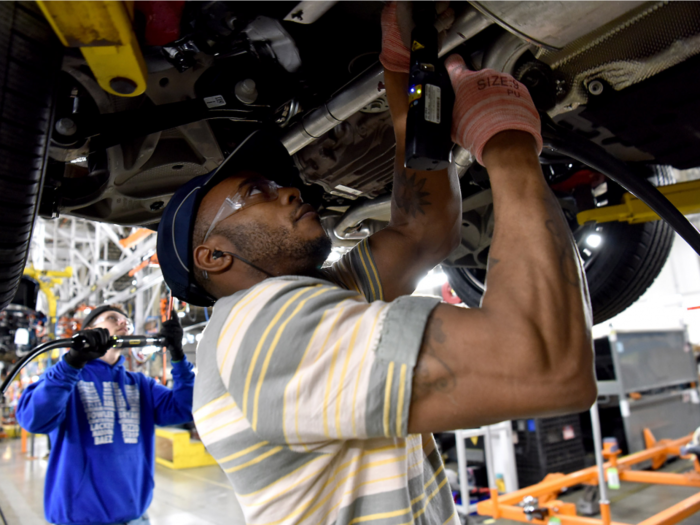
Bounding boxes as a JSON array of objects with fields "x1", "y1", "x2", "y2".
[
  {"x1": 1, "y1": 339, "x2": 73, "y2": 396},
  {"x1": 1, "y1": 335, "x2": 167, "y2": 396},
  {"x1": 541, "y1": 116, "x2": 700, "y2": 256},
  {"x1": 0, "y1": 338, "x2": 73, "y2": 525}
]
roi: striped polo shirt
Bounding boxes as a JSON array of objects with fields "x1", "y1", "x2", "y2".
[{"x1": 193, "y1": 238, "x2": 458, "y2": 525}]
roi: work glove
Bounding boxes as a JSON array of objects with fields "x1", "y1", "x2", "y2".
[
  {"x1": 446, "y1": 54, "x2": 543, "y2": 166},
  {"x1": 379, "y1": 1, "x2": 454, "y2": 73},
  {"x1": 64, "y1": 328, "x2": 113, "y2": 369},
  {"x1": 159, "y1": 311, "x2": 184, "y2": 362}
]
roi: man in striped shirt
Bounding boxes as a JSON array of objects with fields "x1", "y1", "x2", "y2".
[{"x1": 156, "y1": 5, "x2": 596, "y2": 524}]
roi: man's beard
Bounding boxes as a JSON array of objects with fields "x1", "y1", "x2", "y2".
[{"x1": 216, "y1": 221, "x2": 332, "y2": 277}]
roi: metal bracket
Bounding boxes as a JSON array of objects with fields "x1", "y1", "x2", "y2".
[
  {"x1": 578, "y1": 179, "x2": 700, "y2": 226},
  {"x1": 37, "y1": 1, "x2": 148, "y2": 97}
]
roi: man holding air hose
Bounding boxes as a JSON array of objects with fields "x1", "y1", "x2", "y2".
[{"x1": 15, "y1": 304, "x2": 194, "y2": 525}]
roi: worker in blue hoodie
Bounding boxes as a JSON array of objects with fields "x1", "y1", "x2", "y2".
[{"x1": 16, "y1": 304, "x2": 195, "y2": 525}]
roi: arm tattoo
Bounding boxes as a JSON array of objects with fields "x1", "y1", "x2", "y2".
[
  {"x1": 412, "y1": 318, "x2": 457, "y2": 403},
  {"x1": 488, "y1": 257, "x2": 501, "y2": 271},
  {"x1": 542, "y1": 191, "x2": 581, "y2": 288},
  {"x1": 545, "y1": 220, "x2": 580, "y2": 287},
  {"x1": 394, "y1": 168, "x2": 430, "y2": 217}
]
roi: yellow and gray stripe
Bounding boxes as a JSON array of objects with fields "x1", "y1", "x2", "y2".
[
  {"x1": 192, "y1": 243, "x2": 455, "y2": 524},
  {"x1": 324, "y1": 238, "x2": 384, "y2": 302}
]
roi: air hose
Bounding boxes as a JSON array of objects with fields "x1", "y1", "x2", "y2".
[
  {"x1": 541, "y1": 116, "x2": 700, "y2": 256},
  {"x1": 1, "y1": 335, "x2": 165, "y2": 396}
]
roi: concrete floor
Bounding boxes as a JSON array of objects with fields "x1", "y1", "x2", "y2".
[
  {"x1": 0, "y1": 437, "x2": 245, "y2": 525},
  {"x1": 2, "y1": 436, "x2": 700, "y2": 525}
]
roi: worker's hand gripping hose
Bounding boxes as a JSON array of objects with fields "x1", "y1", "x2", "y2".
[
  {"x1": 64, "y1": 328, "x2": 113, "y2": 369},
  {"x1": 158, "y1": 310, "x2": 185, "y2": 362},
  {"x1": 1, "y1": 334, "x2": 166, "y2": 396}
]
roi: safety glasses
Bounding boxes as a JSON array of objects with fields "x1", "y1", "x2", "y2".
[
  {"x1": 203, "y1": 179, "x2": 281, "y2": 242},
  {"x1": 95, "y1": 312, "x2": 134, "y2": 335}
]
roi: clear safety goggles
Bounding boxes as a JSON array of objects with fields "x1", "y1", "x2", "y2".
[
  {"x1": 94, "y1": 312, "x2": 134, "y2": 335},
  {"x1": 203, "y1": 179, "x2": 281, "y2": 242}
]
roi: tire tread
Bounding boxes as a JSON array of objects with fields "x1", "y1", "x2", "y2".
[{"x1": 0, "y1": 1, "x2": 60, "y2": 311}]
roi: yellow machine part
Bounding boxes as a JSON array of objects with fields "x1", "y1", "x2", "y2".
[
  {"x1": 23, "y1": 266, "x2": 73, "y2": 330},
  {"x1": 577, "y1": 179, "x2": 700, "y2": 225},
  {"x1": 36, "y1": 1, "x2": 147, "y2": 97}
]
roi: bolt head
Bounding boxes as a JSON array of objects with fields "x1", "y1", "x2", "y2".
[
  {"x1": 588, "y1": 80, "x2": 604, "y2": 96},
  {"x1": 110, "y1": 77, "x2": 138, "y2": 95},
  {"x1": 55, "y1": 118, "x2": 77, "y2": 136}
]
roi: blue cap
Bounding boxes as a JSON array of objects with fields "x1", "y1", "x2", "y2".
[{"x1": 156, "y1": 130, "x2": 299, "y2": 306}]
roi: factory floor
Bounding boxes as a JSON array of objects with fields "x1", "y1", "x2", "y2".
[
  {"x1": 2, "y1": 435, "x2": 700, "y2": 525},
  {"x1": 0, "y1": 436, "x2": 245, "y2": 524},
  {"x1": 475, "y1": 459, "x2": 700, "y2": 525}
]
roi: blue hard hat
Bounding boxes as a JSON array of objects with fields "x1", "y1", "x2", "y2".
[{"x1": 156, "y1": 130, "x2": 299, "y2": 306}]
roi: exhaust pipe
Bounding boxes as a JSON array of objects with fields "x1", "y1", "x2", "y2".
[
  {"x1": 333, "y1": 195, "x2": 392, "y2": 243},
  {"x1": 281, "y1": 7, "x2": 492, "y2": 155},
  {"x1": 331, "y1": 145, "x2": 473, "y2": 242}
]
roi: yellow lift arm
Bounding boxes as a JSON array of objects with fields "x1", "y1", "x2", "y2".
[
  {"x1": 578, "y1": 179, "x2": 700, "y2": 226},
  {"x1": 23, "y1": 266, "x2": 73, "y2": 335},
  {"x1": 36, "y1": 1, "x2": 147, "y2": 97}
]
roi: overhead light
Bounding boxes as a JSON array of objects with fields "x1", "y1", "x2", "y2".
[
  {"x1": 14, "y1": 328, "x2": 29, "y2": 346},
  {"x1": 70, "y1": 156, "x2": 87, "y2": 164},
  {"x1": 195, "y1": 333, "x2": 203, "y2": 342},
  {"x1": 585, "y1": 234, "x2": 602, "y2": 248},
  {"x1": 177, "y1": 311, "x2": 186, "y2": 318}
]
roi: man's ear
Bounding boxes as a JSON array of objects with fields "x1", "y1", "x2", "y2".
[{"x1": 193, "y1": 244, "x2": 232, "y2": 275}]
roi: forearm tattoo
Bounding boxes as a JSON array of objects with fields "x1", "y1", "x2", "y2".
[
  {"x1": 413, "y1": 318, "x2": 457, "y2": 403},
  {"x1": 542, "y1": 193, "x2": 581, "y2": 288},
  {"x1": 394, "y1": 169, "x2": 430, "y2": 217}
]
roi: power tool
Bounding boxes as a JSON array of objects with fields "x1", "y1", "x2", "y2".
[{"x1": 404, "y1": 2, "x2": 454, "y2": 171}]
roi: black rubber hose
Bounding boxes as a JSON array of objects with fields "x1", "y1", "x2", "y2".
[
  {"x1": 541, "y1": 117, "x2": 700, "y2": 256},
  {"x1": 1, "y1": 335, "x2": 168, "y2": 396},
  {"x1": 1, "y1": 339, "x2": 73, "y2": 396}
]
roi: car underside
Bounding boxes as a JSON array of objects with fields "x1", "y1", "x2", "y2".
[{"x1": 8, "y1": 1, "x2": 700, "y2": 323}]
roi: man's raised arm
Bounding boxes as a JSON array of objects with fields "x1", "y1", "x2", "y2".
[
  {"x1": 407, "y1": 59, "x2": 596, "y2": 433},
  {"x1": 368, "y1": 3, "x2": 462, "y2": 301}
]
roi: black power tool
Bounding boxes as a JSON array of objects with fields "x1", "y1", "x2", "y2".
[{"x1": 404, "y1": 3, "x2": 454, "y2": 171}]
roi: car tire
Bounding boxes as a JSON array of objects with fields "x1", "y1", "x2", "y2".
[
  {"x1": 0, "y1": 2, "x2": 60, "y2": 311},
  {"x1": 444, "y1": 165, "x2": 675, "y2": 325}
]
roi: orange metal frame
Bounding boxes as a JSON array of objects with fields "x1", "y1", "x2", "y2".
[{"x1": 477, "y1": 430, "x2": 700, "y2": 525}]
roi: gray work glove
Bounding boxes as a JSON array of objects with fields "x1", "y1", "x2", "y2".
[{"x1": 65, "y1": 328, "x2": 113, "y2": 369}]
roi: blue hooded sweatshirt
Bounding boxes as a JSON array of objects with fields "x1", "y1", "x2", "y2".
[{"x1": 16, "y1": 354, "x2": 195, "y2": 525}]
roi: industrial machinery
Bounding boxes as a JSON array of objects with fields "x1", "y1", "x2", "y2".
[{"x1": 2, "y1": 1, "x2": 700, "y2": 324}]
